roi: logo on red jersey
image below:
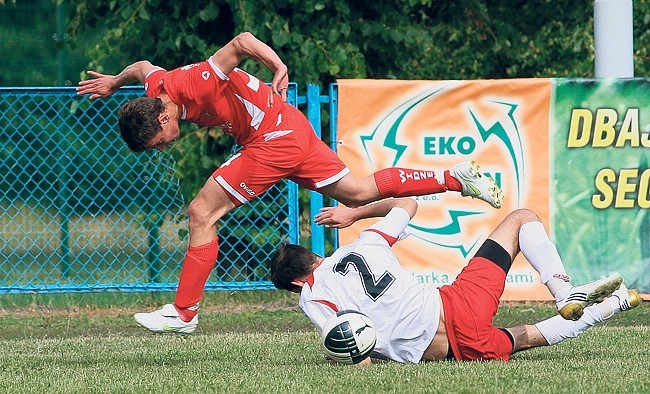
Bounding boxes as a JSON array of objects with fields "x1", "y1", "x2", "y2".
[
  {"x1": 219, "y1": 121, "x2": 233, "y2": 134},
  {"x1": 202, "y1": 110, "x2": 216, "y2": 119},
  {"x1": 202, "y1": 71, "x2": 210, "y2": 80}
]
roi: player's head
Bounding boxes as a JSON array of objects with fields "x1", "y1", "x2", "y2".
[
  {"x1": 269, "y1": 243, "x2": 318, "y2": 293},
  {"x1": 118, "y1": 97, "x2": 179, "y2": 152}
]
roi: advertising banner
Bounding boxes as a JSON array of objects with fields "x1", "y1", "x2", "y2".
[
  {"x1": 551, "y1": 79, "x2": 650, "y2": 293},
  {"x1": 337, "y1": 79, "x2": 554, "y2": 300}
]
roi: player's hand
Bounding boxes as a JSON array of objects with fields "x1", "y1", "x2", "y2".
[
  {"x1": 314, "y1": 206, "x2": 358, "y2": 229},
  {"x1": 268, "y1": 64, "x2": 289, "y2": 107},
  {"x1": 76, "y1": 71, "x2": 119, "y2": 100}
]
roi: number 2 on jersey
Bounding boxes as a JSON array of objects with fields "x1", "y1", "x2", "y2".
[{"x1": 334, "y1": 253, "x2": 395, "y2": 301}]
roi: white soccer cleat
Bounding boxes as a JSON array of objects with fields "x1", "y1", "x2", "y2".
[
  {"x1": 450, "y1": 161, "x2": 503, "y2": 208},
  {"x1": 557, "y1": 274, "x2": 623, "y2": 320},
  {"x1": 134, "y1": 304, "x2": 198, "y2": 334},
  {"x1": 609, "y1": 284, "x2": 642, "y2": 312}
]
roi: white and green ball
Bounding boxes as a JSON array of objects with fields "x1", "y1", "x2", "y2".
[{"x1": 321, "y1": 310, "x2": 376, "y2": 365}]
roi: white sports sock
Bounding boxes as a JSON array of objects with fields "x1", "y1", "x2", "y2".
[
  {"x1": 595, "y1": 293, "x2": 620, "y2": 319},
  {"x1": 535, "y1": 305, "x2": 605, "y2": 346},
  {"x1": 518, "y1": 221, "x2": 570, "y2": 298}
]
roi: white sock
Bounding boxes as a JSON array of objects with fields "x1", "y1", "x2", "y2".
[
  {"x1": 519, "y1": 221, "x2": 571, "y2": 299},
  {"x1": 535, "y1": 305, "x2": 606, "y2": 345},
  {"x1": 595, "y1": 293, "x2": 621, "y2": 319}
]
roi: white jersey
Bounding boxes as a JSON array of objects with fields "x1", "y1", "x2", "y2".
[{"x1": 299, "y1": 207, "x2": 441, "y2": 363}]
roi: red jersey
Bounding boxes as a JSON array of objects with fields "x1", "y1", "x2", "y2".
[{"x1": 144, "y1": 58, "x2": 285, "y2": 146}]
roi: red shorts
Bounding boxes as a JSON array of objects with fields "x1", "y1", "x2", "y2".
[
  {"x1": 212, "y1": 108, "x2": 349, "y2": 206},
  {"x1": 439, "y1": 257, "x2": 513, "y2": 361}
]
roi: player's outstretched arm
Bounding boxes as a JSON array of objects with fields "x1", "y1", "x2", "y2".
[
  {"x1": 76, "y1": 60, "x2": 158, "y2": 100},
  {"x1": 210, "y1": 32, "x2": 289, "y2": 106},
  {"x1": 315, "y1": 198, "x2": 418, "y2": 229}
]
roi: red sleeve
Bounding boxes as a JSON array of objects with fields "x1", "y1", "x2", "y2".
[
  {"x1": 363, "y1": 229, "x2": 399, "y2": 246},
  {"x1": 145, "y1": 62, "x2": 228, "y2": 104},
  {"x1": 144, "y1": 68, "x2": 167, "y2": 98}
]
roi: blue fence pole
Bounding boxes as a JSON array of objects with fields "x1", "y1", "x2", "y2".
[
  {"x1": 328, "y1": 84, "x2": 340, "y2": 251},
  {"x1": 306, "y1": 84, "x2": 325, "y2": 256},
  {"x1": 287, "y1": 83, "x2": 300, "y2": 245}
]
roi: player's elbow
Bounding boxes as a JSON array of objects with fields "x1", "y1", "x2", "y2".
[
  {"x1": 397, "y1": 198, "x2": 418, "y2": 219},
  {"x1": 134, "y1": 60, "x2": 154, "y2": 70},
  {"x1": 235, "y1": 31, "x2": 255, "y2": 40},
  {"x1": 232, "y1": 32, "x2": 255, "y2": 48}
]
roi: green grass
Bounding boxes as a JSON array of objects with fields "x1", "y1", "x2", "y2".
[{"x1": 0, "y1": 291, "x2": 648, "y2": 393}]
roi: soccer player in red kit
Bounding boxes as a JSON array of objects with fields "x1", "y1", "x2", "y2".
[{"x1": 77, "y1": 32, "x2": 503, "y2": 334}]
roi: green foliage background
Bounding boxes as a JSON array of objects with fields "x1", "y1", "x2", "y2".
[
  {"x1": 4, "y1": 0, "x2": 650, "y2": 212},
  {"x1": 65, "y1": 0, "x2": 650, "y2": 202},
  {"x1": 67, "y1": 0, "x2": 650, "y2": 83}
]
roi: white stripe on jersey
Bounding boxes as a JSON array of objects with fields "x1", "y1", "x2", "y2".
[
  {"x1": 314, "y1": 167, "x2": 351, "y2": 189},
  {"x1": 214, "y1": 175, "x2": 248, "y2": 204},
  {"x1": 207, "y1": 57, "x2": 230, "y2": 80},
  {"x1": 263, "y1": 129, "x2": 294, "y2": 141},
  {"x1": 144, "y1": 67, "x2": 166, "y2": 79}
]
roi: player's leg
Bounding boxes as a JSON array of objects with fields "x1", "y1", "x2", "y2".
[
  {"x1": 512, "y1": 209, "x2": 622, "y2": 320},
  {"x1": 173, "y1": 178, "x2": 237, "y2": 314},
  {"x1": 134, "y1": 146, "x2": 292, "y2": 334},
  {"x1": 283, "y1": 108, "x2": 502, "y2": 207},
  {"x1": 507, "y1": 283, "x2": 641, "y2": 353},
  {"x1": 133, "y1": 177, "x2": 237, "y2": 333},
  {"x1": 437, "y1": 236, "x2": 515, "y2": 361},
  {"x1": 318, "y1": 162, "x2": 502, "y2": 208}
]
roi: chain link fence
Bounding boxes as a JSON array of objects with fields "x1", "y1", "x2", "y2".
[{"x1": 0, "y1": 87, "x2": 299, "y2": 294}]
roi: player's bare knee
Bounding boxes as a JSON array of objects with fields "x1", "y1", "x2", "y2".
[
  {"x1": 506, "y1": 208, "x2": 540, "y2": 227},
  {"x1": 187, "y1": 199, "x2": 219, "y2": 231}
]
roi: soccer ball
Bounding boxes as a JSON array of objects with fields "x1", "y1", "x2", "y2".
[{"x1": 321, "y1": 310, "x2": 376, "y2": 365}]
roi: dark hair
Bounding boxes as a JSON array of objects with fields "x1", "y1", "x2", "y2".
[
  {"x1": 117, "y1": 97, "x2": 165, "y2": 152},
  {"x1": 268, "y1": 243, "x2": 317, "y2": 291}
]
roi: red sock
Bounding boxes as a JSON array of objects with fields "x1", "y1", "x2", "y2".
[
  {"x1": 373, "y1": 167, "x2": 447, "y2": 198},
  {"x1": 444, "y1": 170, "x2": 463, "y2": 192},
  {"x1": 174, "y1": 237, "x2": 219, "y2": 322}
]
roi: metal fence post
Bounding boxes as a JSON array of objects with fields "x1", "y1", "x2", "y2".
[
  {"x1": 306, "y1": 84, "x2": 325, "y2": 256},
  {"x1": 328, "y1": 84, "x2": 340, "y2": 251}
]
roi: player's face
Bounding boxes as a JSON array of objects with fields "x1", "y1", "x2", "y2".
[{"x1": 148, "y1": 121, "x2": 180, "y2": 152}]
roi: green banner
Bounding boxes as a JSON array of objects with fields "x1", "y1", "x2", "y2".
[{"x1": 552, "y1": 79, "x2": 650, "y2": 292}]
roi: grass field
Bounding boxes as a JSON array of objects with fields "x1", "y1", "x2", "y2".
[{"x1": 0, "y1": 291, "x2": 648, "y2": 394}]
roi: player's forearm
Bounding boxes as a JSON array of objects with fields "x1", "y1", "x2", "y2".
[
  {"x1": 113, "y1": 60, "x2": 154, "y2": 87},
  {"x1": 233, "y1": 32, "x2": 286, "y2": 74},
  {"x1": 351, "y1": 198, "x2": 418, "y2": 221}
]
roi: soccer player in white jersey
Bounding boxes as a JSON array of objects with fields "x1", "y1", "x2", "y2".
[{"x1": 269, "y1": 198, "x2": 641, "y2": 363}]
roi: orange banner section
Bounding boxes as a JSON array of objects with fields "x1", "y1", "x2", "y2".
[{"x1": 337, "y1": 79, "x2": 552, "y2": 300}]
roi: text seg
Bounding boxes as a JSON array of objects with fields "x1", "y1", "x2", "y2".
[{"x1": 592, "y1": 168, "x2": 650, "y2": 209}]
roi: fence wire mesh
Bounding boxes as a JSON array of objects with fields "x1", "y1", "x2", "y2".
[{"x1": 0, "y1": 87, "x2": 298, "y2": 294}]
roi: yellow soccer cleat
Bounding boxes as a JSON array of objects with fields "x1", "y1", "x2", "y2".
[
  {"x1": 610, "y1": 284, "x2": 642, "y2": 312},
  {"x1": 557, "y1": 274, "x2": 623, "y2": 320}
]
